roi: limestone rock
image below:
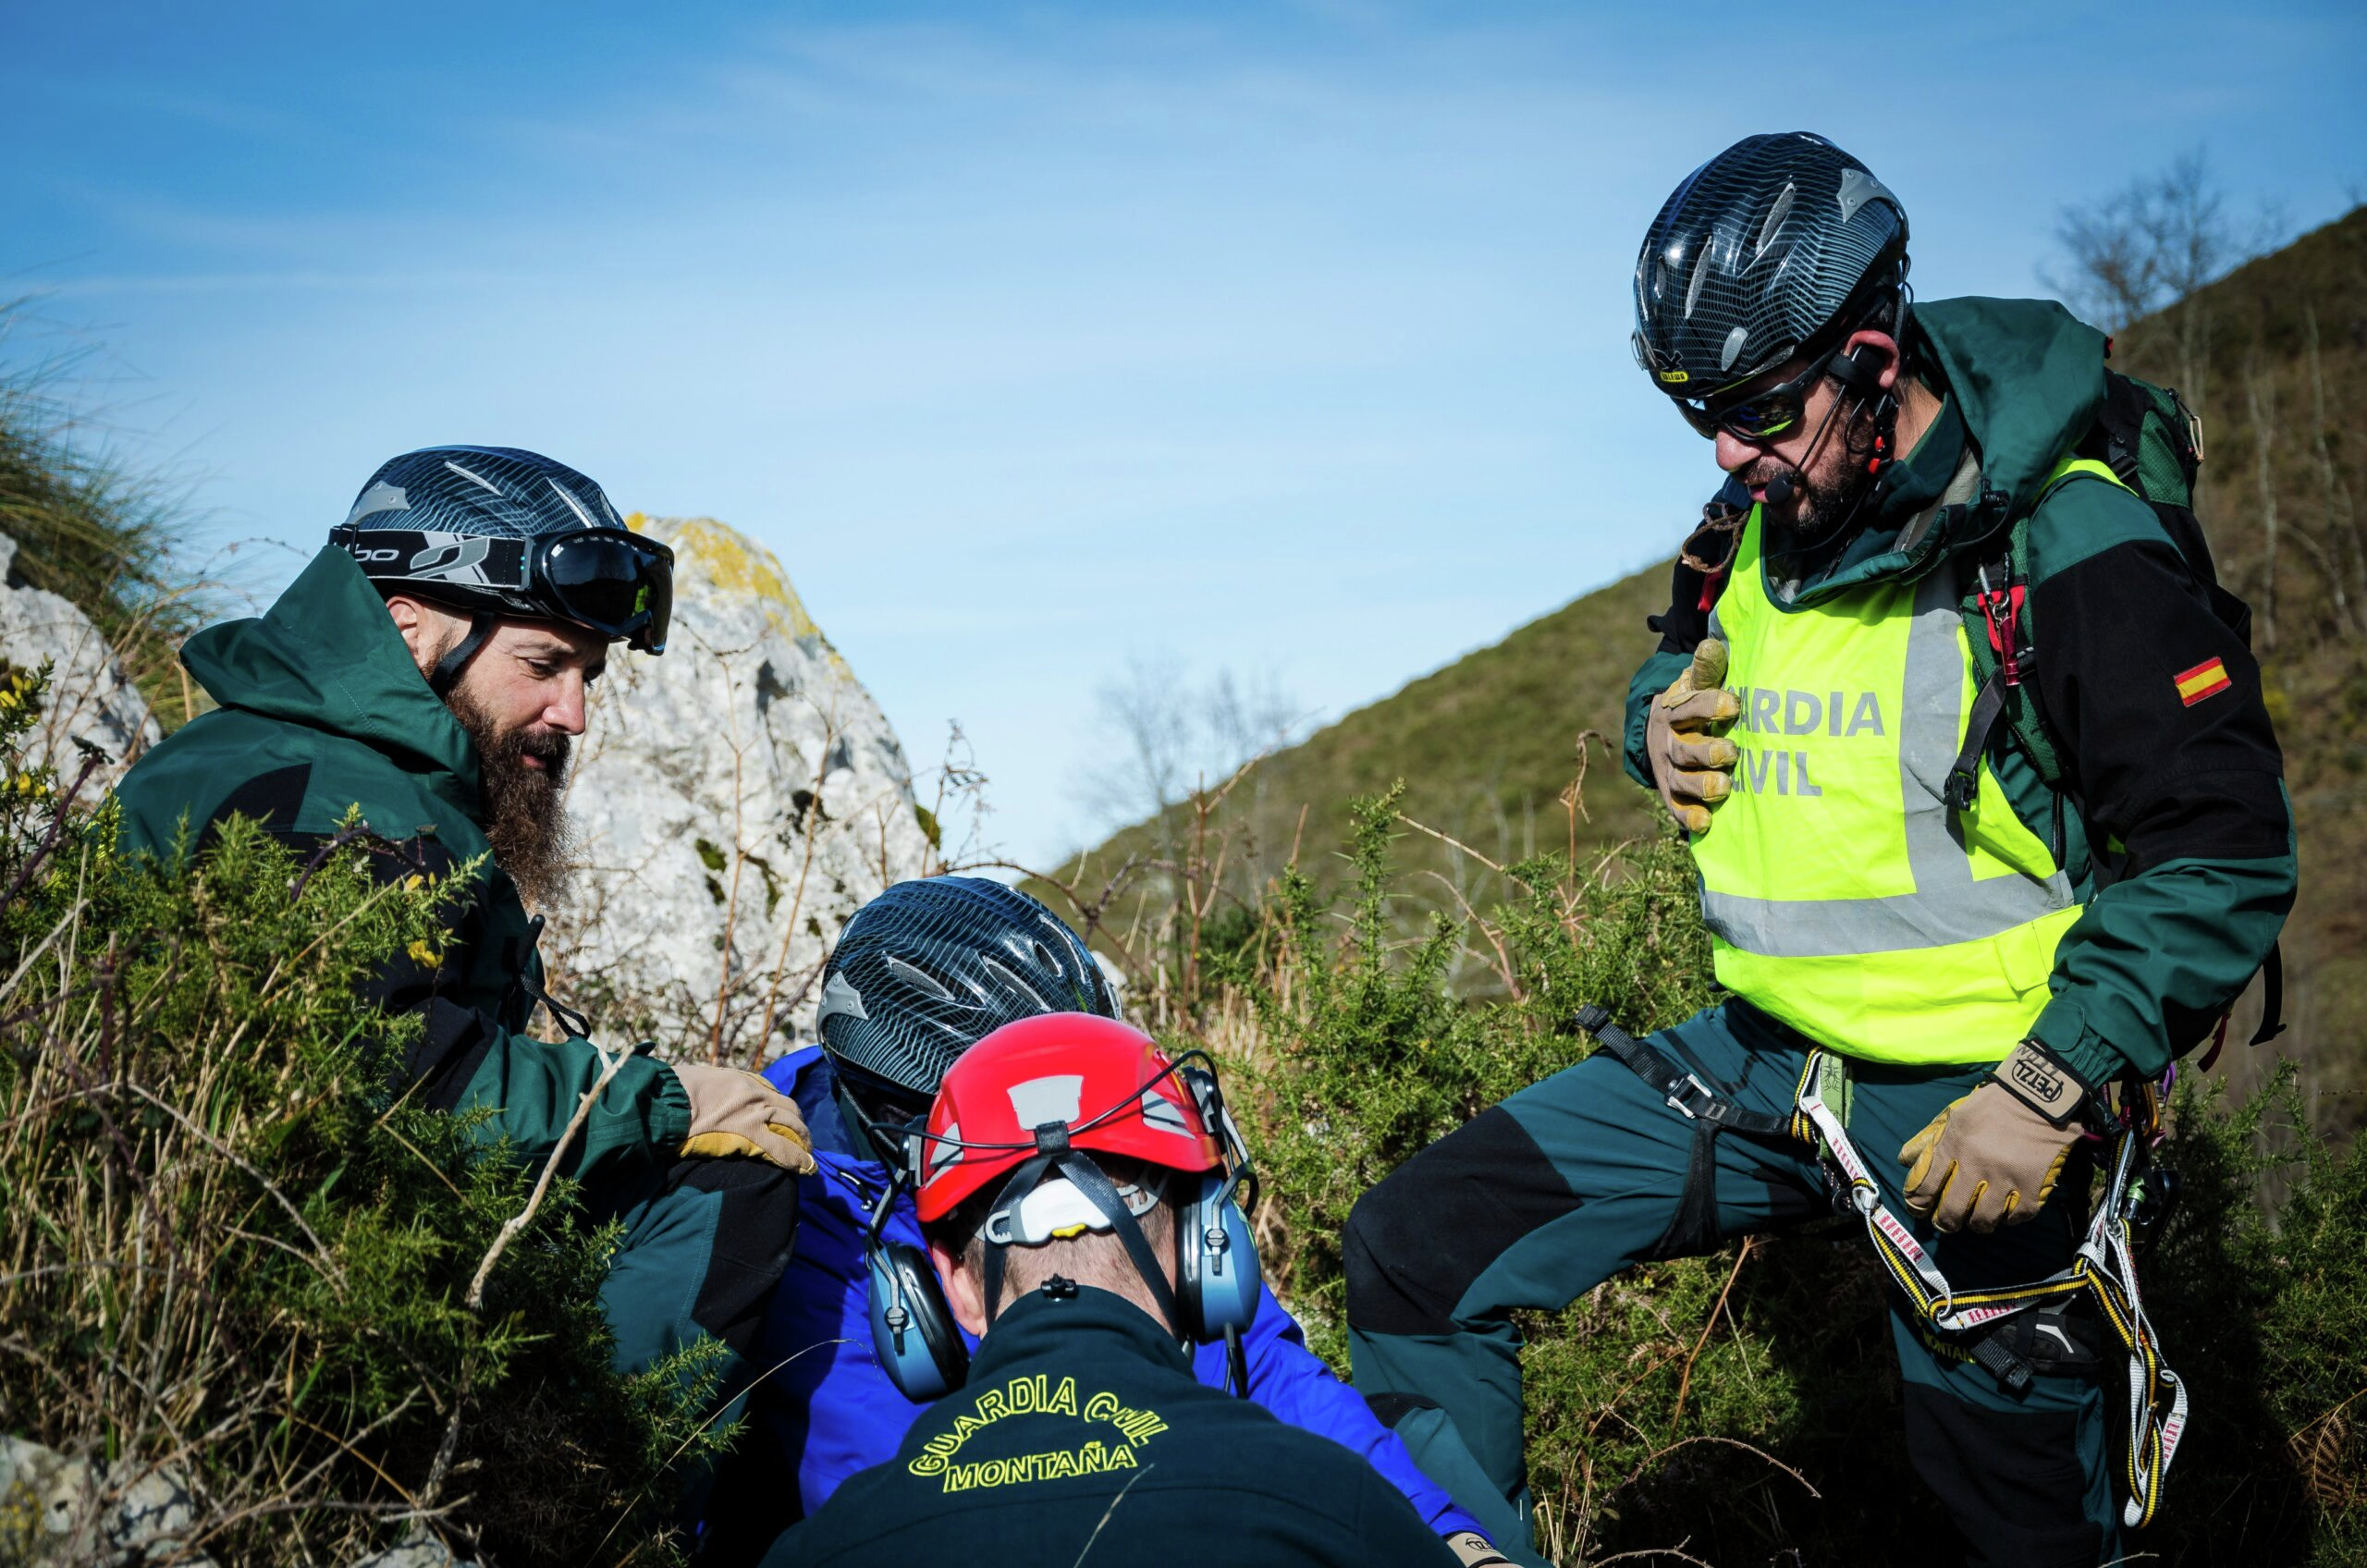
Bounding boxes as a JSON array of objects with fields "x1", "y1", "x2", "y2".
[
  {"x1": 547, "y1": 516, "x2": 935, "y2": 1063},
  {"x1": 0, "y1": 1435, "x2": 212, "y2": 1566},
  {"x1": 0, "y1": 533, "x2": 163, "y2": 790},
  {"x1": 349, "y1": 1540, "x2": 473, "y2": 1568}
]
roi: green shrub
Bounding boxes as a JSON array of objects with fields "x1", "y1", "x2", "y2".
[{"x1": 0, "y1": 666, "x2": 717, "y2": 1565}]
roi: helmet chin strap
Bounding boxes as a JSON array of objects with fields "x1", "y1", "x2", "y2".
[{"x1": 428, "y1": 612, "x2": 496, "y2": 696}]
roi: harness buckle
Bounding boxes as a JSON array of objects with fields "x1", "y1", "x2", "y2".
[{"x1": 1666, "y1": 1073, "x2": 1721, "y2": 1121}]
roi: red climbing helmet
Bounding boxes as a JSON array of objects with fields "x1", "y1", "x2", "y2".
[{"x1": 914, "y1": 1012, "x2": 1222, "y2": 1224}]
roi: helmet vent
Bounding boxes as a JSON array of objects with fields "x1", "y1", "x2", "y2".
[
  {"x1": 979, "y1": 957, "x2": 1050, "y2": 1012},
  {"x1": 884, "y1": 954, "x2": 959, "y2": 1004},
  {"x1": 1755, "y1": 182, "x2": 1796, "y2": 263},
  {"x1": 1684, "y1": 242, "x2": 1709, "y2": 321},
  {"x1": 442, "y1": 459, "x2": 502, "y2": 495},
  {"x1": 1720, "y1": 325, "x2": 1748, "y2": 372},
  {"x1": 546, "y1": 479, "x2": 599, "y2": 529}
]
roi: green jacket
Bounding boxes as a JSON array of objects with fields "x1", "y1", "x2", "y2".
[
  {"x1": 113, "y1": 545, "x2": 692, "y2": 1182},
  {"x1": 1623, "y1": 297, "x2": 2296, "y2": 1088}
]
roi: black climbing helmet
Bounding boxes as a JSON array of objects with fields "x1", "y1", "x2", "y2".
[
  {"x1": 1632, "y1": 132, "x2": 1909, "y2": 406},
  {"x1": 331, "y1": 446, "x2": 673, "y2": 692},
  {"x1": 817, "y1": 876, "x2": 1117, "y2": 1155}
]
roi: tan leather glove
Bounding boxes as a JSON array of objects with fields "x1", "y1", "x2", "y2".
[
  {"x1": 1644, "y1": 639, "x2": 1740, "y2": 834},
  {"x1": 672, "y1": 1062, "x2": 816, "y2": 1172},
  {"x1": 1900, "y1": 1041, "x2": 2090, "y2": 1233}
]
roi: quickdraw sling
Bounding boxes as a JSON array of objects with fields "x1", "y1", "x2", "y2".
[{"x1": 1791, "y1": 1053, "x2": 2187, "y2": 1530}]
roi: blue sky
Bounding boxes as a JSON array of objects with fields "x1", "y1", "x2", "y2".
[{"x1": 7, "y1": 1, "x2": 2363, "y2": 865}]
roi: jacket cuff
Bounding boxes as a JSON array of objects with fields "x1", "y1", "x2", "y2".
[
  {"x1": 2026, "y1": 996, "x2": 2127, "y2": 1100},
  {"x1": 652, "y1": 1061, "x2": 693, "y2": 1151}
]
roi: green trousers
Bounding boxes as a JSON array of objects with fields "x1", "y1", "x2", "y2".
[
  {"x1": 1343, "y1": 999, "x2": 2117, "y2": 1567},
  {"x1": 597, "y1": 1154, "x2": 800, "y2": 1522}
]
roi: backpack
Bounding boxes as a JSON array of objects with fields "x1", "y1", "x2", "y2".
[{"x1": 1947, "y1": 365, "x2": 2284, "y2": 1053}]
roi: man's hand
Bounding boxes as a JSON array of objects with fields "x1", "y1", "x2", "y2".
[
  {"x1": 1899, "y1": 1041, "x2": 2089, "y2": 1233},
  {"x1": 673, "y1": 1062, "x2": 817, "y2": 1172},
  {"x1": 1645, "y1": 639, "x2": 1740, "y2": 834}
]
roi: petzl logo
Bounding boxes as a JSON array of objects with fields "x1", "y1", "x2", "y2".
[{"x1": 2010, "y1": 1053, "x2": 2067, "y2": 1105}]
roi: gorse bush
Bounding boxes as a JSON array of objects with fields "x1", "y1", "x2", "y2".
[
  {"x1": 1138, "y1": 777, "x2": 2367, "y2": 1566},
  {"x1": 0, "y1": 666, "x2": 717, "y2": 1566}
]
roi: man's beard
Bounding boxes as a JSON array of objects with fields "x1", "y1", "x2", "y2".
[
  {"x1": 1741, "y1": 407, "x2": 1883, "y2": 557},
  {"x1": 445, "y1": 682, "x2": 576, "y2": 909}
]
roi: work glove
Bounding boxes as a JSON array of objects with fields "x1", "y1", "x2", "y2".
[
  {"x1": 672, "y1": 1062, "x2": 817, "y2": 1172},
  {"x1": 1644, "y1": 639, "x2": 1740, "y2": 834},
  {"x1": 1899, "y1": 1041, "x2": 2090, "y2": 1233},
  {"x1": 1444, "y1": 1532, "x2": 1515, "y2": 1568}
]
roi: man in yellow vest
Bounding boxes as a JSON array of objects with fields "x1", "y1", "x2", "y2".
[{"x1": 1340, "y1": 133, "x2": 2294, "y2": 1567}]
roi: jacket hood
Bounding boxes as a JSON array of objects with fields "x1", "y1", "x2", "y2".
[
  {"x1": 1773, "y1": 296, "x2": 2108, "y2": 604},
  {"x1": 180, "y1": 545, "x2": 483, "y2": 807},
  {"x1": 1914, "y1": 296, "x2": 2107, "y2": 521}
]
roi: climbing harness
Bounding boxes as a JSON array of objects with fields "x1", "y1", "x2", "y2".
[
  {"x1": 1792, "y1": 1050, "x2": 2186, "y2": 1530},
  {"x1": 1576, "y1": 1007, "x2": 2187, "y2": 1529}
]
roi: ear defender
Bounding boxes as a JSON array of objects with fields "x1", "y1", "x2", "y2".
[
  {"x1": 1174, "y1": 1170, "x2": 1262, "y2": 1341},
  {"x1": 865, "y1": 1242, "x2": 969, "y2": 1402}
]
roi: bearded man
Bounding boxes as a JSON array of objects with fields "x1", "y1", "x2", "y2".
[{"x1": 111, "y1": 447, "x2": 814, "y2": 1511}]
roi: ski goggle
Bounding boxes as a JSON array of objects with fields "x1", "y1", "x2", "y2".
[
  {"x1": 1674, "y1": 355, "x2": 1827, "y2": 443},
  {"x1": 539, "y1": 529, "x2": 673, "y2": 655},
  {"x1": 336, "y1": 524, "x2": 674, "y2": 654}
]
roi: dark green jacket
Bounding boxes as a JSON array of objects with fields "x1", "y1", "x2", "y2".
[
  {"x1": 1623, "y1": 297, "x2": 2296, "y2": 1088},
  {"x1": 768, "y1": 1283, "x2": 1458, "y2": 1567},
  {"x1": 112, "y1": 546, "x2": 692, "y2": 1181}
]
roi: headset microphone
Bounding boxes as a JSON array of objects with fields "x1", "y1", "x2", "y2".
[{"x1": 1760, "y1": 473, "x2": 1796, "y2": 506}]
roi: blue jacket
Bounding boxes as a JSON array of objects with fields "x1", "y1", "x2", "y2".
[{"x1": 744, "y1": 1047, "x2": 1481, "y2": 1539}]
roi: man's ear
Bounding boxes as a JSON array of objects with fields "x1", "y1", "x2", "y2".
[
  {"x1": 929, "y1": 1237, "x2": 990, "y2": 1338},
  {"x1": 1839, "y1": 328, "x2": 1902, "y2": 394},
  {"x1": 383, "y1": 594, "x2": 459, "y2": 680}
]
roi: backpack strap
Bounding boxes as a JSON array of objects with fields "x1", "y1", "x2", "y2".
[{"x1": 1944, "y1": 457, "x2": 2128, "y2": 810}]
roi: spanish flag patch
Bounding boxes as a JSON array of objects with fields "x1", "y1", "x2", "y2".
[{"x1": 2175, "y1": 657, "x2": 2232, "y2": 706}]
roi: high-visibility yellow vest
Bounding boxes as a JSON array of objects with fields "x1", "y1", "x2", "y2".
[{"x1": 1688, "y1": 459, "x2": 2121, "y2": 1063}]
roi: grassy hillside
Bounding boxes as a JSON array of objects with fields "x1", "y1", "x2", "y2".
[
  {"x1": 1048, "y1": 207, "x2": 2367, "y2": 1127},
  {"x1": 1033, "y1": 559, "x2": 1673, "y2": 989},
  {"x1": 2110, "y1": 206, "x2": 2367, "y2": 1127}
]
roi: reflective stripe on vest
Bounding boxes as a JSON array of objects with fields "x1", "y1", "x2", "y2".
[{"x1": 1690, "y1": 475, "x2": 2093, "y2": 1063}]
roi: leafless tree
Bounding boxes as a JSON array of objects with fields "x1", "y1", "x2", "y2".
[
  {"x1": 1075, "y1": 654, "x2": 1304, "y2": 840},
  {"x1": 2046, "y1": 148, "x2": 2280, "y2": 409}
]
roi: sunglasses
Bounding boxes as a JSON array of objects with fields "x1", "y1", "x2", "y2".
[{"x1": 1675, "y1": 354, "x2": 1831, "y2": 442}]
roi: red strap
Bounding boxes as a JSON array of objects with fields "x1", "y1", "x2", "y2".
[{"x1": 1698, "y1": 564, "x2": 1730, "y2": 615}]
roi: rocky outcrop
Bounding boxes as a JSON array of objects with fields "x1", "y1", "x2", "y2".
[
  {"x1": 0, "y1": 1435, "x2": 212, "y2": 1566},
  {"x1": 546, "y1": 516, "x2": 935, "y2": 1064},
  {"x1": 0, "y1": 533, "x2": 162, "y2": 789}
]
